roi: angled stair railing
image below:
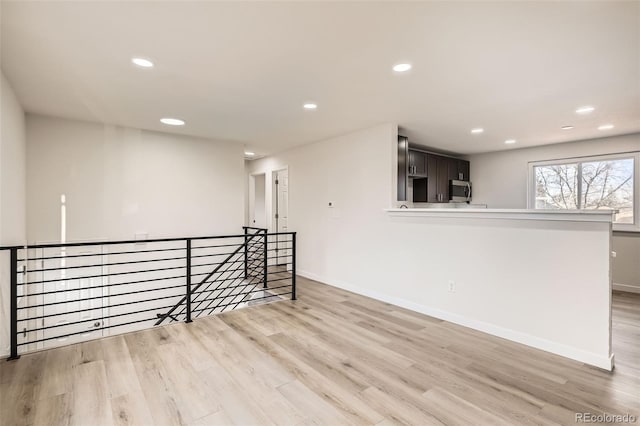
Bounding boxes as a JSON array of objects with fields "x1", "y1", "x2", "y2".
[
  {"x1": 1, "y1": 227, "x2": 296, "y2": 360},
  {"x1": 154, "y1": 228, "x2": 266, "y2": 325}
]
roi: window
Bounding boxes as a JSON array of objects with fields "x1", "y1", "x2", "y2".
[{"x1": 529, "y1": 153, "x2": 640, "y2": 231}]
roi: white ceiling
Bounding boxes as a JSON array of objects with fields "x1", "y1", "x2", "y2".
[{"x1": 2, "y1": 1, "x2": 639, "y2": 156}]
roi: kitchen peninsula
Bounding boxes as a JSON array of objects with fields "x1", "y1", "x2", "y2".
[{"x1": 372, "y1": 207, "x2": 615, "y2": 370}]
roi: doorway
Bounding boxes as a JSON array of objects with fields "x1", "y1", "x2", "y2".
[
  {"x1": 249, "y1": 173, "x2": 267, "y2": 228},
  {"x1": 272, "y1": 169, "x2": 289, "y2": 266}
]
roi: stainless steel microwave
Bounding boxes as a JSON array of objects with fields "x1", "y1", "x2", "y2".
[{"x1": 450, "y1": 180, "x2": 472, "y2": 202}]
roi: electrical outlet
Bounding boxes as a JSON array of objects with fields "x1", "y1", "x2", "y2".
[{"x1": 448, "y1": 280, "x2": 456, "y2": 292}]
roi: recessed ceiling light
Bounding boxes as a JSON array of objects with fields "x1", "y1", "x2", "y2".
[
  {"x1": 470, "y1": 128, "x2": 484, "y2": 134},
  {"x1": 303, "y1": 103, "x2": 317, "y2": 110},
  {"x1": 504, "y1": 139, "x2": 516, "y2": 145},
  {"x1": 561, "y1": 125, "x2": 575, "y2": 130},
  {"x1": 160, "y1": 118, "x2": 185, "y2": 126},
  {"x1": 575, "y1": 106, "x2": 595, "y2": 114},
  {"x1": 598, "y1": 124, "x2": 614, "y2": 130},
  {"x1": 393, "y1": 63, "x2": 412, "y2": 72},
  {"x1": 244, "y1": 151, "x2": 255, "y2": 156},
  {"x1": 132, "y1": 57, "x2": 154, "y2": 68}
]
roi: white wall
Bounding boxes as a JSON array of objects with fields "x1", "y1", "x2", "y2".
[
  {"x1": 0, "y1": 71, "x2": 27, "y2": 357},
  {"x1": 247, "y1": 123, "x2": 613, "y2": 369},
  {"x1": 26, "y1": 114, "x2": 245, "y2": 243},
  {"x1": 1, "y1": 72, "x2": 27, "y2": 245},
  {"x1": 469, "y1": 133, "x2": 640, "y2": 292}
]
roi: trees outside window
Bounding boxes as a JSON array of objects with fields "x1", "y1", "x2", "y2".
[{"x1": 533, "y1": 157, "x2": 635, "y2": 225}]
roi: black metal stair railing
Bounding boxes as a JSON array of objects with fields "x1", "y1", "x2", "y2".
[
  {"x1": 155, "y1": 227, "x2": 267, "y2": 326},
  {"x1": 1, "y1": 227, "x2": 297, "y2": 360}
]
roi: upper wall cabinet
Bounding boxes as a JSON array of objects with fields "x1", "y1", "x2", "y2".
[
  {"x1": 408, "y1": 150, "x2": 427, "y2": 177},
  {"x1": 456, "y1": 159, "x2": 471, "y2": 182}
]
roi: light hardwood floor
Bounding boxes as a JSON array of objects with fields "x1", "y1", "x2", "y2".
[{"x1": 1, "y1": 277, "x2": 638, "y2": 426}]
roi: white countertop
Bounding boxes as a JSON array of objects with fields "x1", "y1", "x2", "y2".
[{"x1": 385, "y1": 208, "x2": 615, "y2": 223}]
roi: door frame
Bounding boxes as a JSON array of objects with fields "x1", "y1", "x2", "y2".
[
  {"x1": 271, "y1": 167, "x2": 289, "y2": 234},
  {"x1": 248, "y1": 172, "x2": 267, "y2": 228},
  {"x1": 271, "y1": 167, "x2": 289, "y2": 268}
]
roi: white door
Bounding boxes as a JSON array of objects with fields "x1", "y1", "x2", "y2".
[
  {"x1": 38, "y1": 246, "x2": 107, "y2": 350},
  {"x1": 274, "y1": 170, "x2": 289, "y2": 266}
]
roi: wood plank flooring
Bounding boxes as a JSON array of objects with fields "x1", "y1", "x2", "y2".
[{"x1": 1, "y1": 277, "x2": 638, "y2": 426}]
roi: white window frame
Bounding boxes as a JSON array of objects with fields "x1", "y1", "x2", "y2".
[{"x1": 527, "y1": 151, "x2": 640, "y2": 232}]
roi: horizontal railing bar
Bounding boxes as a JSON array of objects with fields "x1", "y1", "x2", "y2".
[
  {"x1": 20, "y1": 304, "x2": 177, "y2": 333},
  {"x1": 18, "y1": 272, "x2": 186, "y2": 288},
  {"x1": 2, "y1": 232, "x2": 259, "y2": 251},
  {"x1": 17, "y1": 294, "x2": 183, "y2": 321},
  {"x1": 18, "y1": 264, "x2": 187, "y2": 286},
  {"x1": 191, "y1": 277, "x2": 269, "y2": 302},
  {"x1": 266, "y1": 255, "x2": 292, "y2": 261},
  {"x1": 18, "y1": 284, "x2": 185, "y2": 310},
  {"x1": 20, "y1": 244, "x2": 259, "y2": 265},
  {"x1": 17, "y1": 246, "x2": 186, "y2": 262},
  {"x1": 192, "y1": 251, "x2": 262, "y2": 270},
  {"x1": 191, "y1": 266, "x2": 262, "y2": 295},
  {"x1": 190, "y1": 241, "x2": 255, "y2": 251},
  {"x1": 191, "y1": 290, "x2": 292, "y2": 314},
  {"x1": 17, "y1": 317, "x2": 163, "y2": 346},
  {"x1": 24, "y1": 255, "x2": 187, "y2": 274},
  {"x1": 191, "y1": 250, "x2": 253, "y2": 260},
  {"x1": 20, "y1": 274, "x2": 187, "y2": 296},
  {"x1": 191, "y1": 262, "x2": 263, "y2": 283},
  {"x1": 189, "y1": 263, "x2": 261, "y2": 279}
]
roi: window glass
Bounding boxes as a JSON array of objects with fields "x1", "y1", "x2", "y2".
[
  {"x1": 532, "y1": 157, "x2": 635, "y2": 225},
  {"x1": 581, "y1": 158, "x2": 634, "y2": 224},
  {"x1": 534, "y1": 164, "x2": 579, "y2": 209}
]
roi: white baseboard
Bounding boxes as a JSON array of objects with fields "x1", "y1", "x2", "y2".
[
  {"x1": 613, "y1": 282, "x2": 640, "y2": 294},
  {"x1": 298, "y1": 270, "x2": 614, "y2": 371}
]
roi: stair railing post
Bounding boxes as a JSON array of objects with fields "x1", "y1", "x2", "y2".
[
  {"x1": 9, "y1": 247, "x2": 20, "y2": 360},
  {"x1": 263, "y1": 229, "x2": 268, "y2": 289},
  {"x1": 186, "y1": 239, "x2": 192, "y2": 323},
  {"x1": 244, "y1": 227, "x2": 248, "y2": 280},
  {"x1": 291, "y1": 232, "x2": 297, "y2": 300}
]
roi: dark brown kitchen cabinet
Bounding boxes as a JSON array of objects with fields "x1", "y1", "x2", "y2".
[
  {"x1": 408, "y1": 150, "x2": 427, "y2": 176},
  {"x1": 448, "y1": 158, "x2": 470, "y2": 182},
  {"x1": 424, "y1": 154, "x2": 451, "y2": 203},
  {"x1": 436, "y1": 155, "x2": 450, "y2": 202},
  {"x1": 426, "y1": 154, "x2": 438, "y2": 202},
  {"x1": 457, "y1": 160, "x2": 470, "y2": 181},
  {"x1": 413, "y1": 178, "x2": 428, "y2": 202},
  {"x1": 447, "y1": 157, "x2": 459, "y2": 181},
  {"x1": 426, "y1": 154, "x2": 463, "y2": 202}
]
